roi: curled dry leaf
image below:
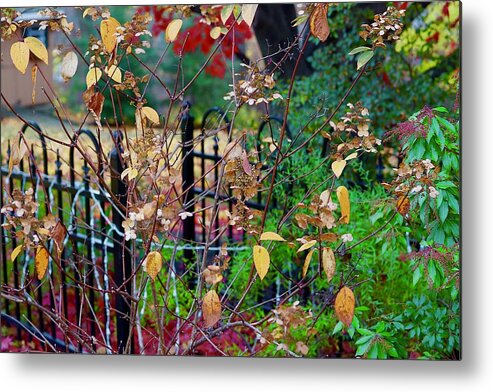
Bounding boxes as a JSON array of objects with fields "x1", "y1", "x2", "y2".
[
  {"x1": 331, "y1": 159, "x2": 346, "y2": 178},
  {"x1": 86, "y1": 67, "x2": 102, "y2": 88},
  {"x1": 253, "y1": 245, "x2": 270, "y2": 280},
  {"x1": 101, "y1": 17, "x2": 120, "y2": 53},
  {"x1": 35, "y1": 246, "x2": 49, "y2": 280},
  {"x1": 297, "y1": 239, "x2": 317, "y2": 253},
  {"x1": 260, "y1": 232, "x2": 286, "y2": 242},
  {"x1": 82, "y1": 84, "x2": 105, "y2": 119},
  {"x1": 242, "y1": 4, "x2": 258, "y2": 27},
  {"x1": 31, "y1": 65, "x2": 37, "y2": 104},
  {"x1": 8, "y1": 132, "x2": 28, "y2": 175},
  {"x1": 51, "y1": 221, "x2": 67, "y2": 262},
  {"x1": 334, "y1": 286, "x2": 355, "y2": 327},
  {"x1": 10, "y1": 41, "x2": 30, "y2": 74},
  {"x1": 302, "y1": 248, "x2": 316, "y2": 278},
  {"x1": 202, "y1": 289, "x2": 221, "y2": 328},
  {"x1": 165, "y1": 19, "x2": 182, "y2": 43},
  {"x1": 24, "y1": 36, "x2": 49, "y2": 65},
  {"x1": 336, "y1": 186, "x2": 350, "y2": 224},
  {"x1": 322, "y1": 247, "x2": 336, "y2": 283},
  {"x1": 141, "y1": 106, "x2": 160, "y2": 124},
  {"x1": 144, "y1": 251, "x2": 163, "y2": 281},
  {"x1": 310, "y1": 3, "x2": 330, "y2": 42},
  {"x1": 61, "y1": 51, "x2": 78, "y2": 82}
]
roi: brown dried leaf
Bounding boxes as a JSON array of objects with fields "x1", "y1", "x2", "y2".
[
  {"x1": 202, "y1": 289, "x2": 221, "y2": 328},
  {"x1": 310, "y1": 4, "x2": 330, "y2": 42},
  {"x1": 334, "y1": 286, "x2": 355, "y2": 327},
  {"x1": 35, "y1": 246, "x2": 49, "y2": 280},
  {"x1": 51, "y1": 221, "x2": 67, "y2": 262},
  {"x1": 82, "y1": 85, "x2": 105, "y2": 119}
]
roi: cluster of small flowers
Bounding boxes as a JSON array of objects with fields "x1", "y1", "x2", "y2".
[
  {"x1": 1, "y1": 188, "x2": 57, "y2": 249},
  {"x1": 386, "y1": 160, "x2": 439, "y2": 199},
  {"x1": 224, "y1": 64, "x2": 283, "y2": 106},
  {"x1": 360, "y1": 6, "x2": 405, "y2": 48},
  {"x1": 385, "y1": 106, "x2": 435, "y2": 142}
]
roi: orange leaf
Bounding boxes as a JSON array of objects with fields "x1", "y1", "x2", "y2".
[
  {"x1": 396, "y1": 196, "x2": 410, "y2": 216},
  {"x1": 144, "y1": 251, "x2": 163, "y2": 281},
  {"x1": 100, "y1": 17, "x2": 120, "y2": 52},
  {"x1": 35, "y1": 246, "x2": 49, "y2": 280},
  {"x1": 334, "y1": 286, "x2": 355, "y2": 327},
  {"x1": 202, "y1": 289, "x2": 221, "y2": 328}
]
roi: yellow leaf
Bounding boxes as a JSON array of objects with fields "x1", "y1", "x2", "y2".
[
  {"x1": 336, "y1": 186, "x2": 350, "y2": 224},
  {"x1": 11, "y1": 243, "x2": 23, "y2": 262},
  {"x1": 144, "y1": 251, "x2": 163, "y2": 281},
  {"x1": 105, "y1": 64, "x2": 122, "y2": 83},
  {"x1": 331, "y1": 159, "x2": 346, "y2": 178},
  {"x1": 334, "y1": 286, "x2": 355, "y2": 327},
  {"x1": 82, "y1": 7, "x2": 94, "y2": 18},
  {"x1": 345, "y1": 152, "x2": 358, "y2": 161},
  {"x1": 309, "y1": 3, "x2": 330, "y2": 42},
  {"x1": 260, "y1": 232, "x2": 286, "y2": 242},
  {"x1": 210, "y1": 26, "x2": 222, "y2": 39},
  {"x1": 61, "y1": 51, "x2": 78, "y2": 82},
  {"x1": 24, "y1": 36, "x2": 49, "y2": 65},
  {"x1": 202, "y1": 289, "x2": 221, "y2": 328},
  {"x1": 86, "y1": 67, "x2": 102, "y2": 88},
  {"x1": 165, "y1": 19, "x2": 182, "y2": 43},
  {"x1": 100, "y1": 17, "x2": 120, "y2": 52},
  {"x1": 31, "y1": 65, "x2": 37, "y2": 104},
  {"x1": 10, "y1": 41, "x2": 30, "y2": 74},
  {"x1": 297, "y1": 239, "x2": 317, "y2": 253},
  {"x1": 253, "y1": 245, "x2": 270, "y2": 280},
  {"x1": 142, "y1": 106, "x2": 160, "y2": 124},
  {"x1": 242, "y1": 4, "x2": 258, "y2": 27},
  {"x1": 322, "y1": 247, "x2": 336, "y2": 283},
  {"x1": 35, "y1": 246, "x2": 49, "y2": 280},
  {"x1": 302, "y1": 248, "x2": 316, "y2": 278}
]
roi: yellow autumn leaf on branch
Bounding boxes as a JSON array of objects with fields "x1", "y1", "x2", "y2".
[
  {"x1": 86, "y1": 67, "x2": 102, "y2": 88},
  {"x1": 322, "y1": 247, "x2": 336, "y2": 283},
  {"x1": 101, "y1": 17, "x2": 120, "y2": 53},
  {"x1": 105, "y1": 64, "x2": 122, "y2": 83},
  {"x1": 302, "y1": 248, "x2": 316, "y2": 278},
  {"x1": 144, "y1": 251, "x2": 163, "y2": 281},
  {"x1": 253, "y1": 245, "x2": 270, "y2": 280},
  {"x1": 11, "y1": 243, "x2": 24, "y2": 262},
  {"x1": 142, "y1": 106, "x2": 160, "y2": 124},
  {"x1": 165, "y1": 19, "x2": 182, "y2": 43},
  {"x1": 24, "y1": 36, "x2": 49, "y2": 65},
  {"x1": 35, "y1": 246, "x2": 49, "y2": 280},
  {"x1": 334, "y1": 286, "x2": 355, "y2": 327},
  {"x1": 202, "y1": 289, "x2": 221, "y2": 328},
  {"x1": 331, "y1": 159, "x2": 346, "y2": 178},
  {"x1": 297, "y1": 239, "x2": 317, "y2": 253},
  {"x1": 336, "y1": 185, "x2": 350, "y2": 224},
  {"x1": 10, "y1": 41, "x2": 30, "y2": 74},
  {"x1": 260, "y1": 232, "x2": 286, "y2": 242}
]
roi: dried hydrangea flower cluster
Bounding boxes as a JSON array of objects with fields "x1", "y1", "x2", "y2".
[
  {"x1": 262, "y1": 301, "x2": 314, "y2": 355},
  {"x1": 360, "y1": 6, "x2": 405, "y2": 48},
  {"x1": 124, "y1": 128, "x2": 164, "y2": 173},
  {"x1": 383, "y1": 159, "x2": 440, "y2": 199},
  {"x1": 1, "y1": 188, "x2": 57, "y2": 249},
  {"x1": 295, "y1": 190, "x2": 338, "y2": 232},
  {"x1": 202, "y1": 244, "x2": 230, "y2": 285},
  {"x1": 223, "y1": 140, "x2": 262, "y2": 233},
  {"x1": 122, "y1": 196, "x2": 181, "y2": 241},
  {"x1": 224, "y1": 64, "x2": 283, "y2": 106},
  {"x1": 330, "y1": 102, "x2": 382, "y2": 157},
  {"x1": 1, "y1": 7, "x2": 72, "y2": 41}
]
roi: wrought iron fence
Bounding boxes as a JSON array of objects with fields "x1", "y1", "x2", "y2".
[{"x1": 0, "y1": 105, "x2": 290, "y2": 353}]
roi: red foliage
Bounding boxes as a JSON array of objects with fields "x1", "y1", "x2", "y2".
[
  {"x1": 140, "y1": 6, "x2": 253, "y2": 79},
  {"x1": 426, "y1": 31, "x2": 440, "y2": 43}
]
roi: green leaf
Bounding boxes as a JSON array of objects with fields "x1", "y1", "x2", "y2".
[
  {"x1": 349, "y1": 46, "x2": 372, "y2": 55},
  {"x1": 438, "y1": 202, "x2": 449, "y2": 223},
  {"x1": 433, "y1": 106, "x2": 448, "y2": 113},
  {"x1": 413, "y1": 266, "x2": 422, "y2": 286},
  {"x1": 428, "y1": 260, "x2": 436, "y2": 283},
  {"x1": 357, "y1": 50, "x2": 374, "y2": 70}
]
